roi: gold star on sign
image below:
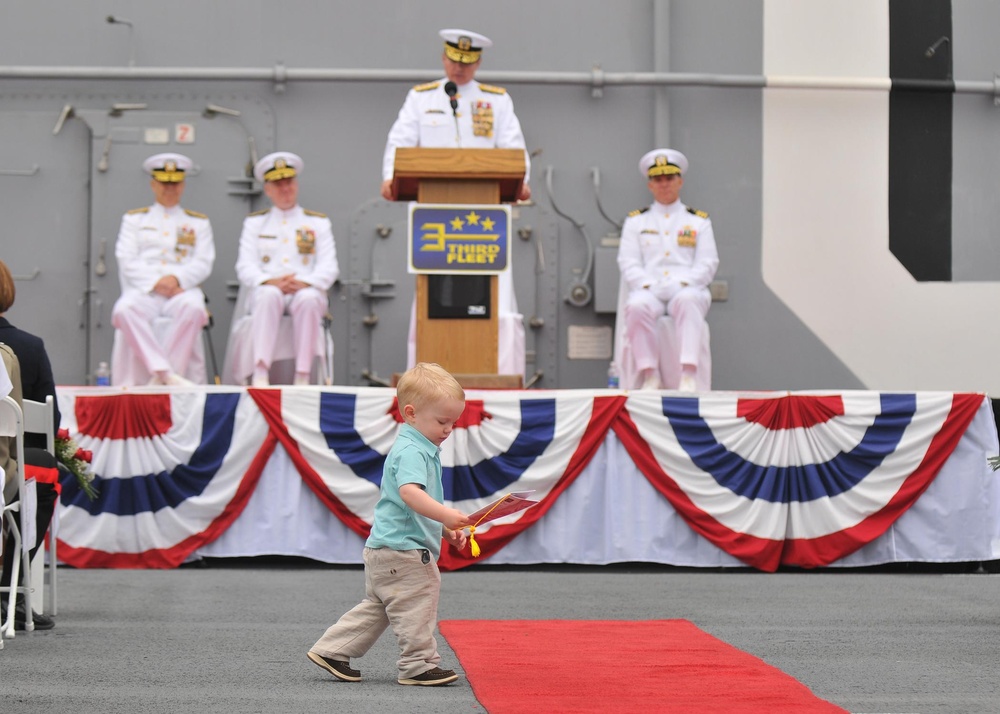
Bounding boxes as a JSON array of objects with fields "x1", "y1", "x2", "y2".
[
  {"x1": 481, "y1": 217, "x2": 495, "y2": 231},
  {"x1": 450, "y1": 216, "x2": 465, "y2": 230},
  {"x1": 465, "y1": 210, "x2": 481, "y2": 225}
]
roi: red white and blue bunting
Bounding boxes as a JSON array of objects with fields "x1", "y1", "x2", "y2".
[{"x1": 55, "y1": 388, "x2": 985, "y2": 571}]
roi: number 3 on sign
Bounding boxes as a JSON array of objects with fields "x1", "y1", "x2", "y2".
[{"x1": 175, "y1": 123, "x2": 195, "y2": 144}]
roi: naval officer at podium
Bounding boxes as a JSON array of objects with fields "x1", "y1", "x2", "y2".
[{"x1": 381, "y1": 28, "x2": 529, "y2": 376}]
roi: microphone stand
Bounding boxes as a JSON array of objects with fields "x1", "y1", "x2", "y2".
[{"x1": 445, "y1": 81, "x2": 461, "y2": 147}]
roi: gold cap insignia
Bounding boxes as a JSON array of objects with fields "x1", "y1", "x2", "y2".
[
  {"x1": 263, "y1": 157, "x2": 297, "y2": 182},
  {"x1": 648, "y1": 154, "x2": 682, "y2": 177},
  {"x1": 444, "y1": 38, "x2": 482, "y2": 64}
]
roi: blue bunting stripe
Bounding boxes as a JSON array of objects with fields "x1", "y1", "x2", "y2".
[
  {"x1": 440, "y1": 392, "x2": 598, "y2": 531},
  {"x1": 273, "y1": 388, "x2": 393, "y2": 526},
  {"x1": 275, "y1": 389, "x2": 592, "y2": 532},
  {"x1": 443, "y1": 398, "x2": 556, "y2": 500},
  {"x1": 662, "y1": 393, "x2": 915, "y2": 502},
  {"x1": 315, "y1": 392, "x2": 557, "y2": 499},
  {"x1": 319, "y1": 391, "x2": 388, "y2": 484}
]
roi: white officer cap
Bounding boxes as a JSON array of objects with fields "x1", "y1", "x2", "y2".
[
  {"x1": 439, "y1": 28, "x2": 492, "y2": 64},
  {"x1": 639, "y1": 148, "x2": 689, "y2": 179},
  {"x1": 142, "y1": 152, "x2": 192, "y2": 183},
  {"x1": 254, "y1": 151, "x2": 304, "y2": 183}
]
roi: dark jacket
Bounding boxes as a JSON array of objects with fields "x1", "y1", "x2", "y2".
[{"x1": 0, "y1": 316, "x2": 60, "y2": 449}]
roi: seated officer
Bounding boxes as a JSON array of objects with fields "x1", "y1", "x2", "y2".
[
  {"x1": 616, "y1": 148, "x2": 719, "y2": 391},
  {"x1": 234, "y1": 152, "x2": 339, "y2": 387},
  {"x1": 111, "y1": 153, "x2": 215, "y2": 386}
]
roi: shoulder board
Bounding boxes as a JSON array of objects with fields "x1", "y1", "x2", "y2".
[
  {"x1": 479, "y1": 83, "x2": 507, "y2": 95},
  {"x1": 627, "y1": 207, "x2": 649, "y2": 218},
  {"x1": 126, "y1": 206, "x2": 150, "y2": 215},
  {"x1": 248, "y1": 208, "x2": 270, "y2": 217},
  {"x1": 413, "y1": 81, "x2": 440, "y2": 92},
  {"x1": 302, "y1": 208, "x2": 328, "y2": 218},
  {"x1": 687, "y1": 207, "x2": 709, "y2": 219},
  {"x1": 183, "y1": 209, "x2": 208, "y2": 219}
]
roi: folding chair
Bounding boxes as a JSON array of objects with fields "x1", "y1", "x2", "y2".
[
  {"x1": 23, "y1": 395, "x2": 57, "y2": 615},
  {"x1": 0, "y1": 395, "x2": 34, "y2": 637}
]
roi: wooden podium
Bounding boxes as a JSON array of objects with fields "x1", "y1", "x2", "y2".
[{"x1": 392, "y1": 148, "x2": 525, "y2": 386}]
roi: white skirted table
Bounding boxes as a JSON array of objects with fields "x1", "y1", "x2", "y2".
[{"x1": 52, "y1": 386, "x2": 1000, "y2": 571}]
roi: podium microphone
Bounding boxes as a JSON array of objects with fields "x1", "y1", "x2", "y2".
[
  {"x1": 444, "y1": 81, "x2": 458, "y2": 114},
  {"x1": 444, "y1": 81, "x2": 460, "y2": 145}
]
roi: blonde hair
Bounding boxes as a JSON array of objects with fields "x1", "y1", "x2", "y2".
[{"x1": 396, "y1": 362, "x2": 465, "y2": 410}]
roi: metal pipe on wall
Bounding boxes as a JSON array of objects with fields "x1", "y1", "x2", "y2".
[
  {"x1": 652, "y1": 0, "x2": 671, "y2": 149},
  {"x1": 0, "y1": 64, "x2": 997, "y2": 97}
]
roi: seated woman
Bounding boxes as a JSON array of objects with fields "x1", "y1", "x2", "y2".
[{"x1": 0, "y1": 258, "x2": 59, "y2": 630}]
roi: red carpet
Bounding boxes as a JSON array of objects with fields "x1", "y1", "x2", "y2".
[{"x1": 439, "y1": 619, "x2": 848, "y2": 714}]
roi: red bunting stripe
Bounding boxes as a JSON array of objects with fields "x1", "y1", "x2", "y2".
[
  {"x1": 248, "y1": 388, "x2": 373, "y2": 538},
  {"x1": 736, "y1": 394, "x2": 844, "y2": 429},
  {"x1": 75, "y1": 393, "x2": 173, "y2": 439},
  {"x1": 388, "y1": 397, "x2": 492, "y2": 428}
]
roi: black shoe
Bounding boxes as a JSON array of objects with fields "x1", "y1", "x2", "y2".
[
  {"x1": 14, "y1": 603, "x2": 55, "y2": 631},
  {"x1": 307, "y1": 651, "x2": 361, "y2": 682},
  {"x1": 398, "y1": 667, "x2": 458, "y2": 686}
]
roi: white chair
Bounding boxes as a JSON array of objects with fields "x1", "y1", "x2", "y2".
[
  {"x1": 0, "y1": 395, "x2": 34, "y2": 637},
  {"x1": 222, "y1": 283, "x2": 334, "y2": 385},
  {"x1": 23, "y1": 396, "x2": 57, "y2": 616}
]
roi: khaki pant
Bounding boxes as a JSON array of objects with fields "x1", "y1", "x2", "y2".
[{"x1": 310, "y1": 547, "x2": 442, "y2": 680}]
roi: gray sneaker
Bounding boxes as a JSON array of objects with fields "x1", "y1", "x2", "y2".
[
  {"x1": 307, "y1": 651, "x2": 361, "y2": 682},
  {"x1": 398, "y1": 667, "x2": 459, "y2": 686}
]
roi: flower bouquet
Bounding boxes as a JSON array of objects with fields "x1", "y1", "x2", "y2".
[
  {"x1": 989, "y1": 456, "x2": 1000, "y2": 472},
  {"x1": 55, "y1": 428, "x2": 99, "y2": 500}
]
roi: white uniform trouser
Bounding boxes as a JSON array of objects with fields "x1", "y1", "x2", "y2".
[
  {"x1": 249, "y1": 285, "x2": 325, "y2": 374},
  {"x1": 111, "y1": 289, "x2": 207, "y2": 375},
  {"x1": 624, "y1": 286, "x2": 711, "y2": 374}
]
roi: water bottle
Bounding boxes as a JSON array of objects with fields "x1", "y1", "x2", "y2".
[
  {"x1": 95, "y1": 361, "x2": 111, "y2": 386},
  {"x1": 606, "y1": 361, "x2": 620, "y2": 389}
]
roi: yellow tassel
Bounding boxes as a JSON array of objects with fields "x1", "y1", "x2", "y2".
[
  {"x1": 465, "y1": 493, "x2": 514, "y2": 559},
  {"x1": 468, "y1": 526, "x2": 481, "y2": 557}
]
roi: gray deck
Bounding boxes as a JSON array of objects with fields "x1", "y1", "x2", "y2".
[{"x1": 1, "y1": 560, "x2": 997, "y2": 713}]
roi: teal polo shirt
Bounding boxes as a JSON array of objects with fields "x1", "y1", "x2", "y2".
[{"x1": 366, "y1": 423, "x2": 445, "y2": 559}]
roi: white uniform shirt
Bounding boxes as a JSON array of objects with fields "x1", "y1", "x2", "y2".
[
  {"x1": 115, "y1": 204, "x2": 215, "y2": 294},
  {"x1": 381, "y1": 78, "x2": 530, "y2": 181},
  {"x1": 235, "y1": 205, "x2": 340, "y2": 290},
  {"x1": 617, "y1": 199, "x2": 719, "y2": 295}
]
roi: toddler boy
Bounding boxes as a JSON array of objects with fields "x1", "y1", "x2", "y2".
[{"x1": 307, "y1": 362, "x2": 471, "y2": 686}]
